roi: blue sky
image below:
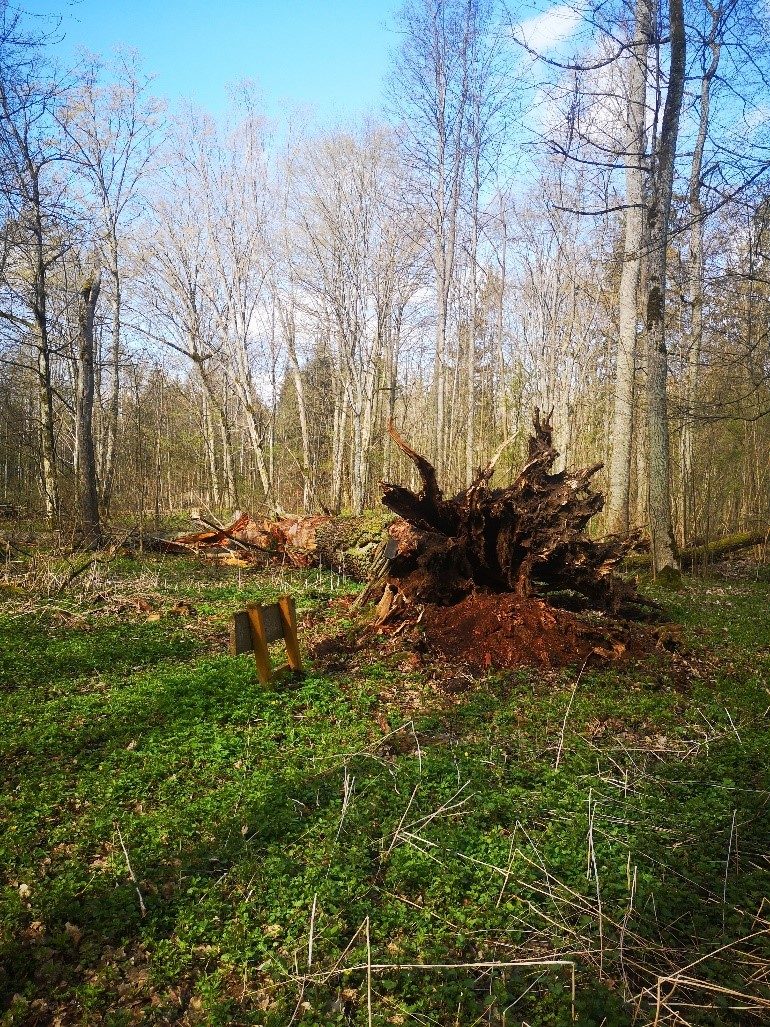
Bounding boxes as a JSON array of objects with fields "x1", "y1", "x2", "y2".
[{"x1": 25, "y1": 0, "x2": 400, "y2": 122}]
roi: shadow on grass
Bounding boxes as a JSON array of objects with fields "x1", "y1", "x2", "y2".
[{"x1": 0, "y1": 652, "x2": 359, "y2": 1018}]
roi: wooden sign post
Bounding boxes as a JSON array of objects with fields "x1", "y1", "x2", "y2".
[{"x1": 229, "y1": 595, "x2": 303, "y2": 685}]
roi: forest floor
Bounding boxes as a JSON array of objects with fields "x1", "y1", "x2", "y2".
[{"x1": 1, "y1": 548, "x2": 769, "y2": 1026}]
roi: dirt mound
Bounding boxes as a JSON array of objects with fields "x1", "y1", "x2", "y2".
[{"x1": 417, "y1": 591, "x2": 646, "y2": 670}]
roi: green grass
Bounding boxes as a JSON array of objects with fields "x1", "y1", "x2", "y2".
[{"x1": 1, "y1": 556, "x2": 769, "y2": 1025}]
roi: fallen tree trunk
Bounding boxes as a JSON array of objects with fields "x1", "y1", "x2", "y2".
[
  {"x1": 378, "y1": 410, "x2": 648, "y2": 616},
  {"x1": 144, "y1": 511, "x2": 393, "y2": 581},
  {"x1": 625, "y1": 528, "x2": 770, "y2": 570}
]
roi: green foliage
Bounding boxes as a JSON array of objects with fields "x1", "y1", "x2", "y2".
[{"x1": 1, "y1": 559, "x2": 769, "y2": 1024}]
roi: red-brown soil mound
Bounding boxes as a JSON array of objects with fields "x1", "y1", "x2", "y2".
[{"x1": 416, "y1": 590, "x2": 650, "y2": 670}]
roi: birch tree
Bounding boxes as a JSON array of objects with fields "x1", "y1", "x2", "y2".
[
  {"x1": 392, "y1": 0, "x2": 485, "y2": 477},
  {"x1": 143, "y1": 161, "x2": 239, "y2": 508},
  {"x1": 293, "y1": 128, "x2": 415, "y2": 512}
]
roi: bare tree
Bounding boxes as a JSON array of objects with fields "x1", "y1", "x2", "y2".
[
  {"x1": 58, "y1": 52, "x2": 161, "y2": 514},
  {"x1": 0, "y1": 16, "x2": 70, "y2": 521},
  {"x1": 392, "y1": 0, "x2": 479, "y2": 477},
  {"x1": 142, "y1": 149, "x2": 239, "y2": 508},
  {"x1": 293, "y1": 127, "x2": 417, "y2": 512}
]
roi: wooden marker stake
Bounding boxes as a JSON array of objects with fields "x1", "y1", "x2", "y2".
[
  {"x1": 245, "y1": 603, "x2": 274, "y2": 685},
  {"x1": 230, "y1": 595, "x2": 303, "y2": 685},
  {"x1": 278, "y1": 596, "x2": 302, "y2": 672}
]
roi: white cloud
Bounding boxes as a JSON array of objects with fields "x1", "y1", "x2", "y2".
[{"x1": 515, "y1": 5, "x2": 584, "y2": 53}]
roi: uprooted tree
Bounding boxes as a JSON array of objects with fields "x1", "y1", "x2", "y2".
[{"x1": 376, "y1": 410, "x2": 648, "y2": 618}]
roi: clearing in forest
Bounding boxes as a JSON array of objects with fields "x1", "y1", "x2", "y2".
[{"x1": 1, "y1": 553, "x2": 769, "y2": 1026}]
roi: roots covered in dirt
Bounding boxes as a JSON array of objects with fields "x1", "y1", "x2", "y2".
[{"x1": 370, "y1": 411, "x2": 662, "y2": 671}]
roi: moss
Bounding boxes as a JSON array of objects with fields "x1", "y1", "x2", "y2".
[
  {"x1": 314, "y1": 513, "x2": 394, "y2": 580},
  {"x1": 654, "y1": 565, "x2": 684, "y2": 589},
  {"x1": 625, "y1": 527, "x2": 770, "y2": 571}
]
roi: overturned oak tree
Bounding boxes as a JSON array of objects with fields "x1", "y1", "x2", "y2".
[{"x1": 377, "y1": 411, "x2": 648, "y2": 621}]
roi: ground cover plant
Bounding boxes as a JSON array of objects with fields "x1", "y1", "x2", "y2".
[{"x1": 1, "y1": 549, "x2": 769, "y2": 1026}]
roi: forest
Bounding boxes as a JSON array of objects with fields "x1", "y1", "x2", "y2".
[
  {"x1": 0, "y1": 0, "x2": 768, "y2": 561},
  {"x1": 1, "y1": 0, "x2": 770, "y2": 1025}
]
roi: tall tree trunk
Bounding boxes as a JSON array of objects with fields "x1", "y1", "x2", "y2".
[
  {"x1": 283, "y1": 303, "x2": 313, "y2": 513},
  {"x1": 330, "y1": 369, "x2": 348, "y2": 515},
  {"x1": 382, "y1": 306, "x2": 402, "y2": 483},
  {"x1": 28, "y1": 172, "x2": 60, "y2": 523},
  {"x1": 76, "y1": 270, "x2": 102, "y2": 546},
  {"x1": 201, "y1": 388, "x2": 221, "y2": 507},
  {"x1": 36, "y1": 339, "x2": 59, "y2": 523},
  {"x1": 220, "y1": 413, "x2": 237, "y2": 508},
  {"x1": 434, "y1": 245, "x2": 448, "y2": 478},
  {"x1": 464, "y1": 158, "x2": 480, "y2": 487},
  {"x1": 494, "y1": 200, "x2": 509, "y2": 445},
  {"x1": 606, "y1": 0, "x2": 651, "y2": 533},
  {"x1": 99, "y1": 250, "x2": 121, "y2": 515},
  {"x1": 231, "y1": 344, "x2": 273, "y2": 508},
  {"x1": 680, "y1": 10, "x2": 721, "y2": 546},
  {"x1": 645, "y1": 0, "x2": 686, "y2": 572}
]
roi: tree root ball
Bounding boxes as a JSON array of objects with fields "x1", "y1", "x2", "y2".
[{"x1": 373, "y1": 411, "x2": 657, "y2": 669}]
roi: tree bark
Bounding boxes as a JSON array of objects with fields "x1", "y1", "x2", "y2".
[
  {"x1": 680, "y1": 8, "x2": 722, "y2": 546},
  {"x1": 99, "y1": 248, "x2": 121, "y2": 515},
  {"x1": 76, "y1": 270, "x2": 102, "y2": 547},
  {"x1": 606, "y1": 0, "x2": 651, "y2": 533},
  {"x1": 644, "y1": 0, "x2": 686, "y2": 573},
  {"x1": 282, "y1": 299, "x2": 313, "y2": 513}
]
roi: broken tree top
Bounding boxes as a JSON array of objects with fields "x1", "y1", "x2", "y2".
[{"x1": 380, "y1": 410, "x2": 647, "y2": 615}]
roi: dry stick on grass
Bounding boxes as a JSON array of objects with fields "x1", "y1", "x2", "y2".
[
  {"x1": 335, "y1": 767, "x2": 355, "y2": 841},
  {"x1": 555, "y1": 654, "x2": 592, "y2": 771},
  {"x1": 315, "y1": 720, "x2": 422, "y2": 767},
  {"x1": 365, "y1": 916, "x2": 373, "y2": 1027},
  {"x1": 508, "y1": 850, "x2": 658, "y2": 955},
  {"x1": 382, "y1": 781, "x2": 472, "y2": 856},
  {"x1": 292, "y1": 959, "x2": 577, "y2": 1021},
  {"x1": 723, "y1": 809, "x2": 738, "y2": 933},
  {"x1": 114, "y1": 821, "x2": 146, "y2": 918},
  {"x1": 642, "y1": 927, "x2": 770, "y2": 1024},
  {"x1": 308, "y1": 892, "x2": 318, "y2": 968},
  {"x1": 384, "y1": 783, "x2": 419, "y2": 858},
  {"x1": 619, "y1": 863, "x2": 637, "y2": 998},
  {"x1": 323, "y1": 917, "x2": 370, "y2": 979},
  {"x1": 501, "y1": 968, "x2": 550, "y2": 1020},
  {"x1": 286, "y1": 981, "x2": 306, "y2": 1027},
  {"x1": 586, "y1": 790, "x2": 605, "y2": 979},
  {"x1": 400, "y1": 783, "x2": 471, "y2": 834},
  {"x1": 495, "y1": 825, "x2": 520, "y2": 908},
  {"x1": 725, "y1": 708, "x2": 742, "y2": 743},
  {"x1": 409, "y1": 719, "x2": 423, "y2": 773},
  {"x1": 408, "y1": 833, "x2": 621, "y2": 965},
  {"x1": 654, "y1": 975, "x2": 770, "y2": 1024},
  {"x1": 751, "y1": 897, "x2": 770, "y2": 931}
]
